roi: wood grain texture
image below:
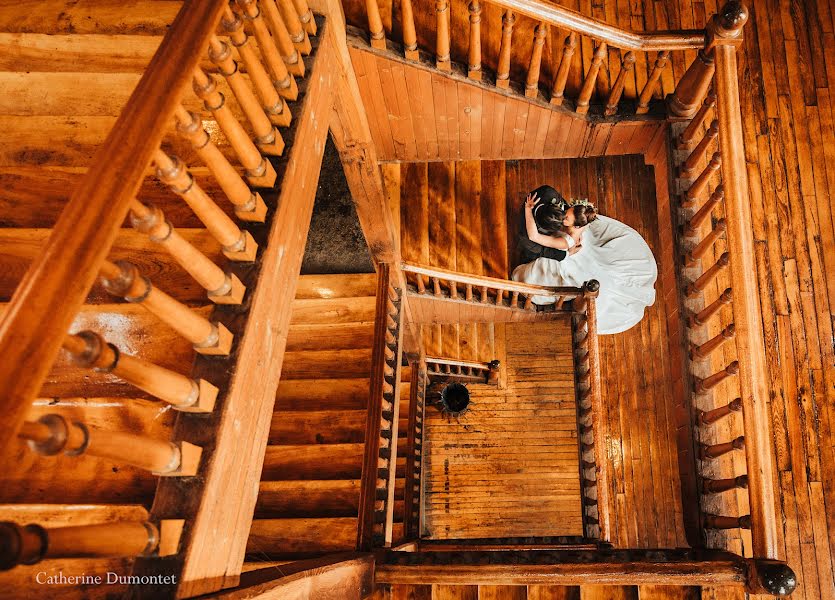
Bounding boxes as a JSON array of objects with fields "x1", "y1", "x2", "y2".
[
  {"x1": 423, "y1": 320, "x2": 583, "y2": 539},
  {"x1": 348, "y1": 43, "x2": 661, "y2": 162}
]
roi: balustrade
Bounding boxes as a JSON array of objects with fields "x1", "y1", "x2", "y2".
[
  {"x1": 259, "y1": 0, "x2": 305, "y2": 76},
  {"x1": 681, "y1": 120, "x2": 719, "y2": 177},
  {"x1": 525, "y1": 23, "x2": 547, "y2": 98}
]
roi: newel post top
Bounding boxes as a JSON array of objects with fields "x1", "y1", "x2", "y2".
[
  {"x1": 707, "y1": 1, "x2": 749, "y2": 48},
  {"x1": 746, "y1": 559, "x2": 797, "y2": 597}
]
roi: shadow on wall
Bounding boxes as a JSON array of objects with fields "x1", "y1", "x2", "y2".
[{"x1": 301, "y1": 137, "x2": 375, "y2": 274}]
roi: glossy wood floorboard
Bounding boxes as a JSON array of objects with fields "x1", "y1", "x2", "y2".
[{"x1": 423, "y1": 320, "x2": 583, "y2": 539}]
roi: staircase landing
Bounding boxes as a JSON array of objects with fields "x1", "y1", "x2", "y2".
[{"x1": 423, "y1": 319, "x2": 583, "y2": 539}]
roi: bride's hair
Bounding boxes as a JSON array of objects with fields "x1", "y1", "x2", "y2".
[
  {"x1": 530, "y1": 185, "x2": 568, "y2": 235},
  {"x1": 568, "y1": 202, "x2": 598, "y2": 227}
]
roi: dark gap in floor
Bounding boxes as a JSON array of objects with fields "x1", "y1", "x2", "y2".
[{"x1": 301, "y1": 137, "x2": 374, "y2": 274}]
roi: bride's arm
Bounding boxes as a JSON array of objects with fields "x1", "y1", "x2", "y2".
[{"x1": 525, "y1": 201, "x2": 570, "y2": 249}]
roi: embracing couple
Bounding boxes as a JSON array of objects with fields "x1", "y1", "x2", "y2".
[{"x1": 511, "y1": 185, "x2": 659, "y2": 335}]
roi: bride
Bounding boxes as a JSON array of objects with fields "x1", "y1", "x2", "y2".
[{"x1": 512, "y1": 192, "x2": 657, "y2": 335}]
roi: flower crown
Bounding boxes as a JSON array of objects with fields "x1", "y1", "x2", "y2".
[{"x1": 569, "y1": 198, "x2": 596, "y2": 212}]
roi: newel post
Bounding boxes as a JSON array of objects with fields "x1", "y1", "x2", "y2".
[
  {"x1": 711, "y1": 1, "x2": 782, "y2": 565},
  {"x1": 668, "y1": 1, "x2": 747, "y2": 118}
]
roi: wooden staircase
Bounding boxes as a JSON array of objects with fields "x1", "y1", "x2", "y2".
[
  {"x1": 248, "y1": 274, "x2": 376, "y2": 561},
  {"x1": 377, "y1": 583, "x2": 704, "y2": 600}
]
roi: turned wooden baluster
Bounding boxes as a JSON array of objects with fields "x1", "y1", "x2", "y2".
[
  {"x1": 432, "y1": 277, "x2": 441, "y2": 296},
  {"x1": 495, "y1": 289, "x2": 504, "y2": 306},
  {"x1": 669, "y1": 50, "x2": 715, "y2": 118},
  {"x1": 683, "y1": 152, "x2": 722, "y2": 206},
  {"x1": 681, "y1": 120, "x2": 719, "y2": 177},
  {"x1": 684, "y1": 185, "x2": 724, "y2": 238},
  {"x1": 222, "y1": 7, "x2": 298, "y2": 103},
  {"x1": 274, "y1": 0, "x2": 312, "y2": 54},
  {"x1": 153, "y1": 150, "x2": 258, "y2": 262},
  {"x1": 465, "y1": 284, "x2": 473, "y2": 301},
  {"x1": 690, "y1": 323, "x2": 735, "y2": 360},
  {"x1": 635, "y1": 50, "x2": 670, "y2": 114},
  {"x1": 415, "y1": 273, "x2": 426, "y2": 293},
  {"x1": 129, "y1": 201, "x2": 246, "y2": 304},
  {"x1": 700, "y1": 435, "x2": 745, "y2": 459},
  {"x1": 435, "y1": 0, "x2": 451, "y2": 71},
  {"x1": 0, "y1": 520, "x2": 177, "y2": 569},
  {"x1": 550, "y1": 32, "x2": 577, "y2": 105},
  {"x1": 450, "y1": 281, "x2": 458, "y2": 299},
  {"x1": 704, "y1": 514, "x2": 751, "y2": 529},
  {"x1": 604, "y1": 51, "x2": 636, "y2": 116},
  {"x1": 362, "y1": 0, "x2": 385, "y2": 49},
  {"x1": 173, "y1": 107, "x2": 267, "y2": 223},
  {"x1": 697, "y1": 396, "x2": 742, "y2": 425},
  {"x1": 192, "y1": 68, "x2": 278, "y2": 187},
  {"x1": 99, "y1": 260, "x2": 233, "y2": 356},
  {"x1": 402, "y1": 0, "x2": 418, "y2": 60},
  {"x1": 702, "y1": 475, "x2": 748, "y2": 494},
  {"x1": 670, "y1": 0, "x2": 748, "y2": 118},
  {"x1": 20, "y1": 413, "x2": 201, "y2": 475},
  {"x1": 259, "y1": 0, "x2": 305, "y2": 76},
  {"x1": 686, "y1": 218, "x2": 727, "y2": 265},
  {"x1": 694, "y1": 360, "x2": 739, "y2": 393},
  {"x1": 678, "y1": 92, "x2": 716, "y2": 148},
  {"x1": 689, "y1": 287, "x2": 733, "y2": 327},
  {"x1": 525, "y1": 23, "x2": 547, "y2": 98},
  {"x1": 468, "y1": 0, "x2": 482, "y2": 80},
  {"x1": 291, "y1": 0, "x2": 316, "y2": 35},
  {"x1": 480, "y1": 286, "x2": 488, "y2": 302},
  {"x1": 208, "y1": 36, "x2": 285, "y2": 154},
  {"x1": 64, "y1": 331, "x2": 218, "y2": 413},
  {"x1": 686, "y1": 252, "x2": 730, "y2": 297},
  {"x1": 576, "y1": 43, "x2": 607, "y2": 115},
  {"x1": 496, "y1": 11, "x2": 515, "y2": 89}
]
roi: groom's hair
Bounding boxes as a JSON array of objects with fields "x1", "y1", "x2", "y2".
[{"x1": 530, "y1": 185, "x2": 567, "y2": 235}]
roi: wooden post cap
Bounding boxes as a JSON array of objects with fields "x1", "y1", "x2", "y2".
[
  {"x1": 0, "y1": 522, "x2": 46, "y2": 569},
  {"x1": 716, "y1": 2, "x2": 749, "y2": 37},
  {"x1": 746, "y1": 559, "x2": 797, "y2": 596}
]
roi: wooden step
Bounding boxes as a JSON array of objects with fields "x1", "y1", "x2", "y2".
[
  {"x1": 276, "y1": 378, "x2": 371, "y2": 411},
  {"x1": 261, "y1": 444, "x2": 365, "y2": 480},
  {"x1": 285, "y1": 322, "x2": 375, "y2": 351},
  {"x1": 268, "y1": 410, "x2": 366, "y2": 445},
  {"x1": 247, "y1": 517, "x2": 357, "y2": 555},
  {"x1": 294, "y1": 273, "x2": 377, "y2": 299},
  {"x1": 256, "y1": 480, "x2": 361, "y2": 518},
  {"x1": 289, "y1": 296, "x2": 377, "y2": 325},
  {"x1": 280, "y1": 349, "x2": 373, "y2": 379}
]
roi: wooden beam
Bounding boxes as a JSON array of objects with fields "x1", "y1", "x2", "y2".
[
  {"x1": 325, "y1": 9, "x2": 398, "y2": 265},
  {"x1": 375, "y1": 550, "x2": 749, "y2": 587},
  {"x1": 207, "y1": 554, "x2": 374, "y2": 599},
  {"x1": 129, "y1": 20, "x2": 336, "y2": 599}
]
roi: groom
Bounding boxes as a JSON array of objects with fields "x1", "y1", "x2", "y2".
[{"x1": 517, "y1": 185, "x2": 577, "y2": 264}]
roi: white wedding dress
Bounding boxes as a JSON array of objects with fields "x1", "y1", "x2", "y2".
[{"x1": 511, "y1": 215, "x2": 657, "y2": 334}]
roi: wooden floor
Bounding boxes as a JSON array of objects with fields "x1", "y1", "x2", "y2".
[
  {"x1": 395, "y1": 155, "x2": 689, "y2": 547},
  {"x1": 423, "y1": 320, "x2": 583, "y2": 539}
]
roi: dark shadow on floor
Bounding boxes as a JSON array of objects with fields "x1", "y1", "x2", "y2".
[{"x1": 301, "y1": 137, "x2": 374, "y2": 274}]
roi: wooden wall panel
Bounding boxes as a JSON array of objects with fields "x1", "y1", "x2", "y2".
[{"x1": 348, "y1": 44, "x2": 662, "y2": 162}]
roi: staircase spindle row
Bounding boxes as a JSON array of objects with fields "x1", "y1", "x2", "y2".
[
  {"x1": 668, "y1": 21, "x2": 767, "y2": 543},
  {"x1": 402, "y1": 262, "x2": 583, "y2": 313},
  {"x1": 403, "y1": 365, "x2": 427, "y2": 539},
  {"x1": 361, "y1": 0, "x2": 690, "y2": 116},
  {"x1": 3, "y1": 0, "x2": 320, "y2": 581},
  {"x1": 425, "y1": 357, "x2": 498, "y2": 384},
  {"x1": 359, "y1": 266, "x2": 404, "y2": 549}
]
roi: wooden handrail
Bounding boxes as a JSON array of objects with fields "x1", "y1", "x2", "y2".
[
  {"x1": 402, "y1": 262, "x2": 582, "y2": 299},
  {"x1": 713, "y1": 4, "x2": 779, "y2": 560},
  {"x1": 485, "y1": 0, "x2": 704, "y2": 50},
  {"x1": 426, "y1": 357, "x2": 493, "y2": 371},
  {"x1": 0, "y1": 0, "x2": 227, "y2": 457}
]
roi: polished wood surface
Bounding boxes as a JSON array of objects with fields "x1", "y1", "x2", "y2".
[
  {"x1": 506, "y1": 156, "x2": 689, "y2": 549},
  {"x1": 348, "y1": 42, "x2": 664, "y2": 161},
  {"x1": 0, "y1": 0, "x2": 228, "y2": 459},
  {"x1": 423, "y1": 321, "x2": 583, "y2": 539}
]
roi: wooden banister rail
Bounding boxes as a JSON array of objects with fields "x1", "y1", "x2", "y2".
[
  {"x1": 711, "y1": 0, "x2": 780, "y2": 562},
  {"x1": 402, "y1": 262, "x2": 582, "y2": 303},
  {"x1": 403, "y1": 362, "x2": 427, "y2": 540},
  {"x1": 484, "y1": 0, "x2": 704, "y2": 50},
  {"x1": 0, "y1": 520, "x2": 184, "y2": 570},
  {"x1": 0, "y1": 0, "x2": 228, "y2": 457},
  {"x1": 376, "y1": 549, "x2": 796, "y2": 594},
  {"x1": 358, "y1": 264, "x2": 404, "y2": 549}
]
